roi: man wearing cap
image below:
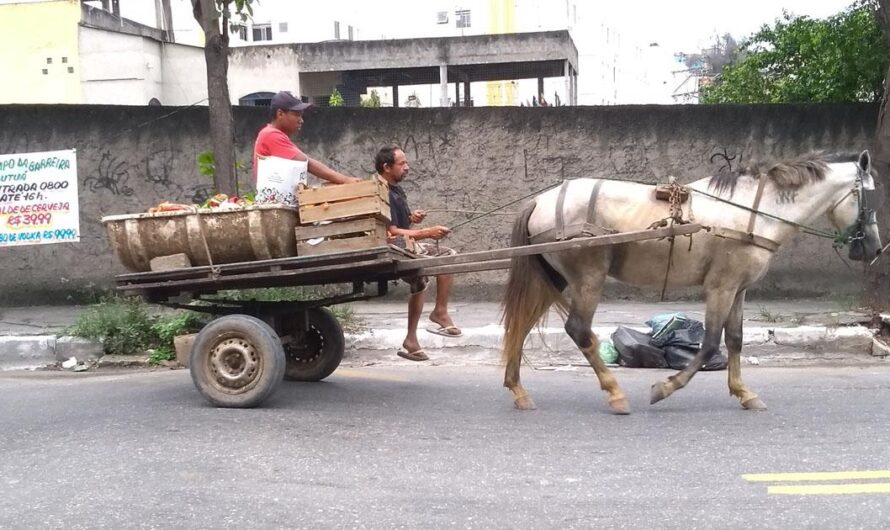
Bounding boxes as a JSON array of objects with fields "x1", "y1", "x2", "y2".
[{"x1": 253, "y1": 91, "x2": 361, "y2": 185}]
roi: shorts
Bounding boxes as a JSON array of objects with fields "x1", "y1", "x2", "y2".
[{"x1": 403, "y1": 241, "x2": 457, "y2": 294}]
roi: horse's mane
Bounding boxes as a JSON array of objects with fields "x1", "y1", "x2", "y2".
[{"x1": 708, "y1": 153, "x2": 829, "y2": 197}]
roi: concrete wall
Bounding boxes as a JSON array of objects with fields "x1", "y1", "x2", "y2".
[{"x1": 0, "y1": 103, "x2": 878, "y2": 304}]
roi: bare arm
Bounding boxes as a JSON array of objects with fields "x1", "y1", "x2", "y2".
[
  {"x1": 388, "y1": 225, "x2": 449, "y2": 240},
  {"x1": 307, "y1": 158, "x2": 361, "y2": 184}
]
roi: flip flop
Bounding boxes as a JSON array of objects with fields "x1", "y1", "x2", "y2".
[
  {"x1": 397, "y1": 348, "x2": 429, "y2": 362},
  {"x1": 426, "y1": 325, "x2": 463, "y2": 338}
]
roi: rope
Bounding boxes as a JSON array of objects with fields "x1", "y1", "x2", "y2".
[
  {"x1": 689, "y1": 187, "x2": 839, "y2": 240},
  {"x1": 447, "y1": 181, "x2": 564, "y2": 232},
  {"x1": 194, "y1": 209, "x2": 221, "y2": 278}
]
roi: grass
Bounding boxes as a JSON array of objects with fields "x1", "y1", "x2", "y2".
[
  {"x1": 66, "y1": 295, "x2": 203, "y2": 362},
  {"x1": 757, "y1": 305, "x2": 784, "y2": 323},
  {"x1": 206, "y1": 285, "x2": 363, "y2": 331}
]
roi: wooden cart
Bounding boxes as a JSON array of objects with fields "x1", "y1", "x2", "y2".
[{"x1": 113, "y1": 223, "x2": 702, "y2": 408}]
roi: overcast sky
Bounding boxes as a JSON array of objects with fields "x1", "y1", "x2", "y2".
[
  {"x1": 323, "y1": 0, "x2": 857, "y2": 52},
  {"x1": 597, "y1": 0, "x2": 857, "y2": 51}
]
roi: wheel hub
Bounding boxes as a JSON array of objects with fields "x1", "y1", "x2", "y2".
[
  {"x1": 209, "y1": 338, "x2": 260, "y2": 391},
  {"x1": 286, "y1": 325, "x2": 324, "y2": 364}
]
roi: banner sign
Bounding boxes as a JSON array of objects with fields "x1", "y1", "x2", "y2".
[{"x1": 0, "y1": 149, "x2": 79, "y2": 247}]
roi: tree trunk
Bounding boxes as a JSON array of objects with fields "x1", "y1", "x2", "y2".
[
  {"x1": 866, "y1": 1, "x2": 890, "y2": 311},
  {"x1": 194, "y1": 0, "x2": 237, "y2": 196}
]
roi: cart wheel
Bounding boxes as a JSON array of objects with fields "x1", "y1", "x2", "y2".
[
  {"x1": 189, "y1": 314, "x2": 285, "y2": 408},
  {"x1": 283, "y1": 307, "x2": 345, "y2": 382}
]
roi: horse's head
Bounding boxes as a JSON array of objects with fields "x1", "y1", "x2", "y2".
[{"x1": 827, "y1": 150, "x2": 882, "y2": 261}]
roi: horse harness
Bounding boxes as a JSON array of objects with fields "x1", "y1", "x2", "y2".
[
  {"x1": 528, "y1": 180, "x2": 616, "y2": 244},
  {"x1": 708, "y1": 176, "x2": 781, "y2": 253},
  {"x1": 527, "y1": 169, "x2": 872, "y2": 256}
]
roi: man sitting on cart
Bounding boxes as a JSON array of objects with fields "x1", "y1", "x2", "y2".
[
  {"x1": 375, "y1": 145, "x2": 462, "y2": 362},
  {"x1": 253, "y1": 91, "x2": 362, "y2": 185}
]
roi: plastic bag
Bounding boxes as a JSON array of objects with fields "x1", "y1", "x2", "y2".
[
  {"x1": 598, "y1": 340, "x2": 619, "y2": 365},
  {"x1": 646, "y1": 312, "x2": 704, "y2": 347},
  {"x1": 663, "y1": 344, "x2": 727, "y2": 371},
  {"x1": 611, "y1": 326, "x2": 668, "y2": 369}
]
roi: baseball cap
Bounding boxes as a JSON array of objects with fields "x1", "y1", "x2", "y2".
[{"x1": 270, "y1": 91, "x2": 311, "y2": 112}]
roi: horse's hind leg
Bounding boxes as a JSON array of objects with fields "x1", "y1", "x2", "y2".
[
  {"x1": 725, "y1": 290, "x2": 766, "y2": 410},
  {"x1": 650, "y1": 286, "x2": 736, "y2": 404},
  {"x1": 504, "y1": 328, "x2": 537, "y2": 410},
  {"x1": 564, "y1": 272, "x2": 629, "y2": 415}
]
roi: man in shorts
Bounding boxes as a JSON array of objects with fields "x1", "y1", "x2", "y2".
[{"x1": 374, "y1": 145, "x2": 462, "y2": 361}]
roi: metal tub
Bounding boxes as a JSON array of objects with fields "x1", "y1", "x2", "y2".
[{"x1": 102, "y1": 205, "x2": 299, "y2": 272}]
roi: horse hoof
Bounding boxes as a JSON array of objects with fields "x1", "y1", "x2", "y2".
[
  {"x1": 514, "y1": 396, "x2": 537, "y2": 410},
  {"x1": 608, "y1": 398, "x2": 631, "y2": 415},
  {"x1": 650, "y1": 382, "x2": 670, "y2": 404},
  {"x1": 742, "y1": 397, "x2": 767, "y2": 411}
]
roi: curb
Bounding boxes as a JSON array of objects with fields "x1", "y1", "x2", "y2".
[{"x1": 1, "y1": 325, "x2": 886, "y2": 372}]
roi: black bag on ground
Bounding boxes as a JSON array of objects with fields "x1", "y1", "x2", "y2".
[
  {"x1": 611, "y1": 326, "x2": 668, "y2": 368},
  {"x1": 663, "y1": 344, "x2": 728, "y2": 371}
]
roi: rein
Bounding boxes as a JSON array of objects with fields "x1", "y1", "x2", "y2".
[{"x1": 688, "y1": 187, "x2": 839, "y2": 241}]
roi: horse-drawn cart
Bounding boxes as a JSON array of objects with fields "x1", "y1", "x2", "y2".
[{"x1": 110, "y1": 222, "x2": 701, "y2": 408}]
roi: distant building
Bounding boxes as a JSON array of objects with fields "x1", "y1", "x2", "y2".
[{"x1": 0, "y1": 0, "x2": 205, "y2": 106}]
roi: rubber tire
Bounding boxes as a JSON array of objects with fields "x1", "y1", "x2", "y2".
[
  {"x1": 283, "y1": 307, "x2": 345, "y2": 382},
  {"x1": 189, "y1": 314, "x2": 285, "y2": 408}
]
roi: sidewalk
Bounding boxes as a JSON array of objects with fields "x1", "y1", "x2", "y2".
[{"x1": 0, "y1": 300, "x2": 886, "y2": 371}]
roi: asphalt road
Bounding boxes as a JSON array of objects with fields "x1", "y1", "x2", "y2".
[{"x1": 2, "y1": 364, "x2": 890, "y2": 529}]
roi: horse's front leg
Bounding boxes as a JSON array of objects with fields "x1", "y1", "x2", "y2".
[
  {"x1": 725, "y1": 290, "x2": 767, "y2": 410},
  {"x1": 650, "y1": 287, "x2": 736, "y2": 404}
]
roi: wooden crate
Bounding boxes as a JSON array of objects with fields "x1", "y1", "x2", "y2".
[
  {"x1": 298, "y1": 176, "x2": 390, "y2": 224},
  {"x1": 295, "y1": 217, "x2": 389, "y2": 256}
]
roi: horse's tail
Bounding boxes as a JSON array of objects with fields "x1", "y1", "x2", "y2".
[{"x1": 500, "y1": 201, "x2": 568, "y2": 366}]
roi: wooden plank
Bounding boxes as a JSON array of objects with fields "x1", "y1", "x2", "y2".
[
  {"x1": 117, "y1": 257, "x2": 398, "y2": 292},
  {"x1": 115, "y1": 246, "x2": 393, "y2": 284},
  {"x1": 413, "y1": 259, "x2": 513, "y2": 276},
  {"x1": 299, "y1": 196, "x2": 390, "y2": 224},
  {"x1": 394, "y1": 224, "x2": 703, "y2": 272},
  {"x1": 298, "y1": 177, "x2": 388, "y2": 206},
  {"x1": 298, "y1": 234, "x2": 385, "y2": 256},
  {"x1": 295, "y1": 217, "x2": 385, "y2": 240}
]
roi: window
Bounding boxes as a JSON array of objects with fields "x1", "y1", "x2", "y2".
[
  {"x1": 62, "y1": 57, "x2": 68, "y2": 64},
  {"x1": 456, "y1": 9, "x2": 471, "y2": 28},
  {"x1": 252, "y1": 24, "x2": 272, "y2": 42},
  {"x1": 41, "y1": 69, "x2": 48, "y2": 75},
  {"x1": 279, "y1": 22, "x2": 288, "y2": 33},
  {"x1": 46, "y1": 57, "x2": 52, "y2": 64},
  {"x1": 68, "y1": 66, "x2": 74, "y2": 74},
  {"x1": 334, "y1": 21, "x2": 340, "y2": 39},
  {"x1": 232, "y1": 24, "x2": 247, "y2": 40},
  {"x1": 436, "y1": 11, "x2": 448, "y2": 24}
]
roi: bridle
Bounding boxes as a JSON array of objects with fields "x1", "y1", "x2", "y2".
[{"x1": 827, "y1": 164, "x2": 877, "y2": 257}]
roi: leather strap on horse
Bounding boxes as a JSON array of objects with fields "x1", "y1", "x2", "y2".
[
  {"x1": 708, "y1": 176, "x2": 779, "y2": 253},
  {"x1": 710, "y1": 226, "x2": 780, "y2": 252},
  {"x1": 529, "y1": 180, "x2": 613, "y2": 244},
  {"x1": 746, "y1": 175, "x2": 768, "y2": 235},
  {"x1": 554, "y1": 180, "x2": 570, "y2": 241}
]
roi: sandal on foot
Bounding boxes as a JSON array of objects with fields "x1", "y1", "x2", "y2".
[
  {"x1": 397, "y1": 348, "x2": 429, "y2": 362},
  {"x1": 425, "y1": 325, "x2": 462, "y2": 337}
]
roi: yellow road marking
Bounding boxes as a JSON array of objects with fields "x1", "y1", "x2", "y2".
[
  {"x1": 743, "y1": 470, "x2": 890, "y2": 482},
  {"x1": 768, "y1": 483, "x2": 890, "y2": 495},
  {"x1": 332, "y1": 368, "x2": 408, "y2": 382}
]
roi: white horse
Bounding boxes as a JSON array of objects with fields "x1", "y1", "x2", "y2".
[{"x1": 501, "y1": 151, "x2": 881, "y2": 414}]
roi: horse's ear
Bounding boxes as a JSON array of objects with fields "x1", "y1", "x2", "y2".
[{"x1": 859, "y1": 150, "x2": 876, "y2": 190}]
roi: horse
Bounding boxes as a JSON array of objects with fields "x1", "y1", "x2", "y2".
[{"x1": 501, "y1": 150, "x2": 882, "y2": 414}]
